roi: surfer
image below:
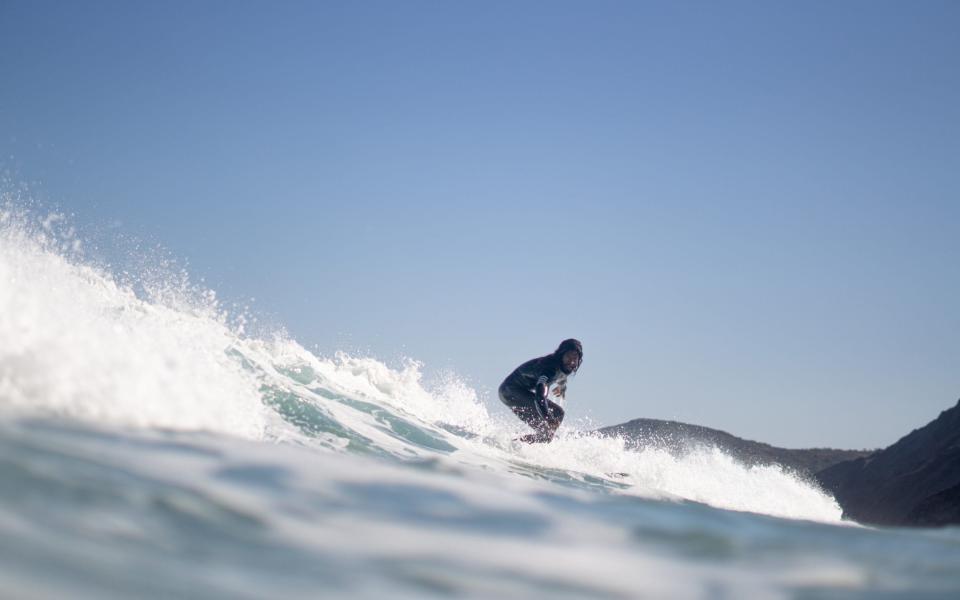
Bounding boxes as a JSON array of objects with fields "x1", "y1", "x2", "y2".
[{"x1": 499, "y1": 339, "x2": 583, "y2": 443}]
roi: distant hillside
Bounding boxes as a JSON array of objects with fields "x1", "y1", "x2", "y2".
[
  {"x1": 595, "y1": 418, "x2": 871, "y2": 477},
  {"x1": 816, "y1": 399, "x2": 960, "y2": 527}
]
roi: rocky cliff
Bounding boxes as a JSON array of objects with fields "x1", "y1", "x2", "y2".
[{"x1": 815, "y1": 399, "x2": 960, "y2": 527}]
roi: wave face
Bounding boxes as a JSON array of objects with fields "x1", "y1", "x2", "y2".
[{"x1": 3, "y1": 201, "x2": 960, "y2": 598}]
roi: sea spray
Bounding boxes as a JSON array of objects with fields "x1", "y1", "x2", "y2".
[{"x1": 0, "y1": 201, "x2": 269, "y2": 437}]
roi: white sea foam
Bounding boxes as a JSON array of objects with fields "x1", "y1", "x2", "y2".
[{"x1": 0, "y1": 203, "x2": 269, "y2": 438}]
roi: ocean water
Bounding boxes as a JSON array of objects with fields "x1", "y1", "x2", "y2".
[{"x1": 2, "y1": 202, "x2": 959, "y2": 599}]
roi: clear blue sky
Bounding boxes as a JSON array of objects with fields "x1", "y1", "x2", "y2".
[{"x1": 3, "y1": 1, "x2": 958, "y2": 449}]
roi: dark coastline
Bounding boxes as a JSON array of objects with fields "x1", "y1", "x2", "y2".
[{"x1": 816, "y1": 399, "x2": 960, "y2": 527}]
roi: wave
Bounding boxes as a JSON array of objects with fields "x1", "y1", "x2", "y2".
[{"x1": 0, "y1": 199, "x2": 843, "y2": 524}]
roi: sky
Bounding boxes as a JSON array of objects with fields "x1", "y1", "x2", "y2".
[{"x1": 2, "y1": 0, "x2": 958, "y2": 449}]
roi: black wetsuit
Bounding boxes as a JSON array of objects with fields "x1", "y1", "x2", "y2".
[{"x1": 499, "y1": 354, "x2": 568, "y2": 443}]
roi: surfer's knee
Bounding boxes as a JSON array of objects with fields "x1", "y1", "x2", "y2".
[
  {"x1": 545, "y1": 402, "x2": 564, "y2": 428},
  {"x1": 498, "y1": 383, "x2": 512, "y2": 406}
]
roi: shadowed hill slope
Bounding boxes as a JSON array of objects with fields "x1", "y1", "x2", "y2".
[{"x1": 816, "y1": 399, "x2": 960, "y2": 527}]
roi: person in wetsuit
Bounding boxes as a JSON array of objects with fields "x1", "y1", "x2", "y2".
[{"x1": 499, "y1": 339, "x2": 583, "y2": 443}]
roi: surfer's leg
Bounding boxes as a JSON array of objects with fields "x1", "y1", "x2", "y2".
[
  {"x1": 530, "y1": 401, "x2": 564, "y2": 443},
  {"x1": 500, "y1": 386, "x2": 564, "y2": 443},
  {"x1": 544, "y1": 400, "x2": 564, "y2": 433},
  {"x1": 509, "y1": 403, "x2": 542, "y2": 431},
  {"x1": 503, "y1": 392, "x2": 550, "y2": 438},
  {"x1": 510, "y1": 402, "x2": 562, "y2": 443}
]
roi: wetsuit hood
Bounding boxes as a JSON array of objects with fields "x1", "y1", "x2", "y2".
[{"x1": 554, "y1": 338, "x2": 583, "y2": 374}]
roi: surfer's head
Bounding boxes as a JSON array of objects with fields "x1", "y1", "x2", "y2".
[{"x1": 555, "y1": 338, "x2": 582, "y2": 374}]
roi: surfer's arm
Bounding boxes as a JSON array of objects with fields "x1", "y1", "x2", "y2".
[
  {"x1": 535, "y1": 376, "x2": 549, "y2": 400},
  {"x1": 534, "y1": 376, "x2": 554, "y2": 418}
]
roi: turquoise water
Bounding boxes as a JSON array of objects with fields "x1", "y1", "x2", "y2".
[
  {"x1": 3, "y1": 417, "x2": 960, "y2": 599},
  {"x1": 2, "y1": 203, "x2": 960, "y2": 599}
]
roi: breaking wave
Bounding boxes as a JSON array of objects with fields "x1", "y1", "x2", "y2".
[{"x1": 0, "y1": 199, "x2": 842, "y2": 524}]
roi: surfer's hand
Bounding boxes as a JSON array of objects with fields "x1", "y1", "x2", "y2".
[{"x1": 552, "y1": 388, "x2": 564, "y2": 398}]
